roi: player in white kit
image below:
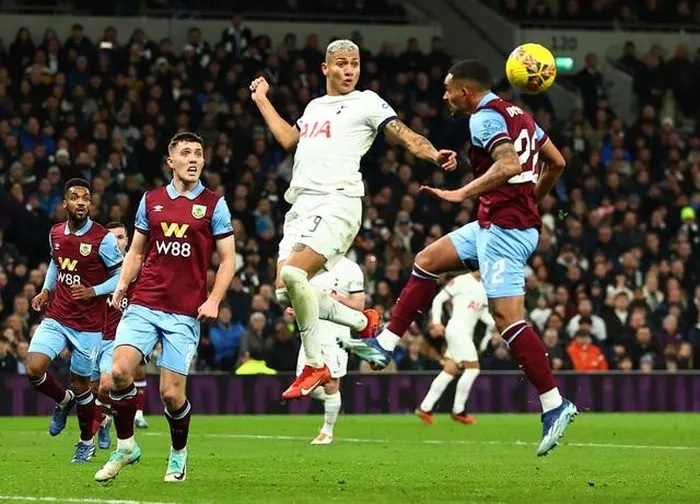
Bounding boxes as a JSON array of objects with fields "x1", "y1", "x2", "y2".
[
  {"x1": 250, "y1": 39, "x2": 457, "y2": 400},
  {"x1": 416, "y1": 271, "x2": 495, "y2": 424},
  {"x1": 290, "y1": 257, "x2": 365, "y2": 444}
]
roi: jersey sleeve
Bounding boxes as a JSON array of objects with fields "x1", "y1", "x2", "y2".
[
  {"x1": 469, "y1": 109, "x2": 510, "y2": 152},
  {"x1": 135, "y1": 194, "x2": 149, "y2": 234},
  {"x1": 99, "y1": 233, "x2": 124, "y2": 271},
  {"x1": 43, "y1": 260, "x2": 57, "y2": 292},
  {"x1": 535, "y1": 122, "x2": 549, "y2": 146},
  {"x1": 211, "y1": 197, "x2": 234, "y2": 239},
  {"x1": 344, "y1": 262, "x2": 365, "y2": 294},
  {"x1": 363, "y1": 91, "x2": 398, "y2": 132},
  {"x1": 98, "y1": 233, "x2": 124, "y2": 272}
]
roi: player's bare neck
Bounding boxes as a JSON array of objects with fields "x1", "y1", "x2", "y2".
[
  {"x1": 326, "y1": 86, "x2": 354, "y2": 97},
  {"x1": 172, "y1": 177, "x2": 198, "y2": 195}
]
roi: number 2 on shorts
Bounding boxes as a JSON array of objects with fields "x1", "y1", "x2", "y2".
[{"x1": 481, "y1": 259, "x2": 506, "y2": 286}]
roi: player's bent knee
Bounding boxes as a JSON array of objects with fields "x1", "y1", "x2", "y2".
[
  {"x1": 280, "y1": 264, "x2": 308, "y2": 288},
  {"x1": 111, "y1": 360, "x2": 135, "y2": 388},
  {"x1": 98, "y1": 375, "x2": 112, "y2": 397},
  {"x1": 25, "y1": 353, "x2": 49, "y2": 380},
  {"x1": 160, "y1": 387, "x2": 186, "y2": 411},
  {"x1": 442, "y1": 359, "x2": 461, "y2": 376}
]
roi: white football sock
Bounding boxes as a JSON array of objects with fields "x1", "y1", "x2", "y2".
[
  {"x1": 309, "y1": 388, "x2": 327, "y2": 401},
  {"x1": 117, "y1": 436, "x2": 135, "y2": 452},
  {"x1": 316, "y1": 290, "x2": 367, "y2": 331},
  {"x1": 539, "y1": 388, "x2": 563, "y2": 413},
  {"x1": 376, "y1": 329, "x2": 401, "y2": 351},
  {"x1": 282, "y1": 265, "x2": 324, "y2": 367},
  {"x1": 420, "y1": 371, "x2": 454, "y2": 412},
  {"x1": 321, "y1": 391, "x2": 341, "y2": 436},
  {"x1": 135, "y1": 410, "x2": 144, "y2": 420},
  {"x1": 452, "y1": 368, "x2": 480, "y2": 414},
  {"x1": 59, "y1": 389, "x2": 73, "y2": 408}
]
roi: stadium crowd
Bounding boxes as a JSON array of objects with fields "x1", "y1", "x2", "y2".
[
  {"x1": 1, "y1": 11, "x2": 700, "y2": 377},
  {"x1": 496, "y1": 0, "x2": 700, "y2": 24}
]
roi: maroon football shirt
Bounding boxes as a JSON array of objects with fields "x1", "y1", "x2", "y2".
[
  {"x1": 45, "y1": 220, "x2": 121, "y2": 332},
  {"x1": 468, "y1": 97, "x2": 546, "y2": 230},
  {"x1": 130, "y1": 185, "x2": 233, "y2": 317}
]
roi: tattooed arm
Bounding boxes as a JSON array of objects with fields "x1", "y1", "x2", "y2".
[
  {"x1": 383, "y1": 119, "x2": 457, "y2": 170},
  {"x1": 420, "y1": 141, "x2": 522, "y2": 203}
]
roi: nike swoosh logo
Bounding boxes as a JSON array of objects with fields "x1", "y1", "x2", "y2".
[
  {"x1": 174, "y1": 470, "x2": 186, "y2": 481},
  {"x1": 300, "y1": 379, "x2": 322, "y2": 396}
]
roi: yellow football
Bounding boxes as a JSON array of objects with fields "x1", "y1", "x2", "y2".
[{"x1": 506, "y1": 43, "x2": 557, "y2": 95}]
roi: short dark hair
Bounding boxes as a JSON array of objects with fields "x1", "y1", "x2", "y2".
[
  {"x1": 168, "y1": 132, "x2": 204, "y2": 153},
  {"x1": 449, "y1": 59, "x2": 493, "y2": 91},
  {"x1": 105, "y1": 221, "x2": 127, "y2": 230},
  {"x1": 64, "y1": 178, "x2": 90, "y2": 195}
]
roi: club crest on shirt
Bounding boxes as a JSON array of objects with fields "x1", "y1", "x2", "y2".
[
  {"x1": 79, "y1": 243, "x2": 92, "y2": 256},
  {"x1": 192, "y1": 204, "x2": 207, "y2": 219}
]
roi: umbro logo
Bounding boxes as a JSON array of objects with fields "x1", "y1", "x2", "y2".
[{"x1": 153, "y1": 205, "x2": 164, "y2": 212}]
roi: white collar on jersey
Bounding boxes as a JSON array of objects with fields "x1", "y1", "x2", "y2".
[
  {"x1": 166, "y1": 181, "x2": 205, "y2": 200},
  {"x1": 63, "y1": 218, "x2": 93, "y2": 236}
]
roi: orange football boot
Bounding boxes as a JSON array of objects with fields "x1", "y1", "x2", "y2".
[
  {"x1": 358, "y1": 309, "x2": 380, "y2": 339},
  {"x1": 415, "y1": 408, "x2": 434, "y2": 425},
  {"x1": 281, "y1": 364, "x2": 331, "y2": 400},
  {"x1": 451, "y1": 412, "x2": 477, "y2": 424}
]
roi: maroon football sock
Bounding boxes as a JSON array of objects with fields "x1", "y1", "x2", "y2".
[
  {"x1": 74, "y1": 389, "x2": 96, "y2": 442},
  {"x1": 165, "y1": 401, "x2": 192, "y2": 451},
  {"x1": 110, "y1": 383, "x2": 137, "y2": 440},
  {"x1": 29, "y1": 372, "x2": 67, "y2": 404},
  {"x1": 386, "y1": 265, "x2": 438, "y2": 336},
  {"x1": 503, "y1": 321, "x2": 558, "y2": 394}
]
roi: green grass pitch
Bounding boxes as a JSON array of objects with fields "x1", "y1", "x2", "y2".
[{"x1": 0, "y1": 414, "x2": 698, "y2": 503}]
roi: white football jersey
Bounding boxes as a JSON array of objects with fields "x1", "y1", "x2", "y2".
[
  {"x1": 431, "y1": 273, "x2": 495, "y2": 340},
  {"x1": 310, "y1": 257, "x2": 365, "y2": 345},
  {"x1": 286, "y1": 90, "x2": 397, "y2": 203}
]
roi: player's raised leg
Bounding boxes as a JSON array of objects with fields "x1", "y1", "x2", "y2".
[
  {"x1": 481, "y1": 226, "x2": 577, "y2": 456},
  {"x1": 341, "y1": 231, "x2": 470, "y2": 368},
  {"x1": 275, "y1": 195, "x2": 365, "y2": 400},
  {"x1": 26, "y1": 320, "x2": 75, "y2": 436},
  {"x1": 134, "y1": 364, "x2": 149, "y2": 429}
]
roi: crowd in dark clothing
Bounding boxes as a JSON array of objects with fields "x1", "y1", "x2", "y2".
[
  {"x1": 0, "y1": 14, "x2": 699, "y2": 377},
  {"x1": 497, "y1": 0, "x2": 700, "y2": 25}
]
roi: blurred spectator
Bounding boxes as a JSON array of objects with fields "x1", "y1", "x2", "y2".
[
  {"x1": 566, "y1": 329, "x2": 609, "y2": 371},
  {"x1": 206, "y1": 304, "x2": 244, "y2": 371}
]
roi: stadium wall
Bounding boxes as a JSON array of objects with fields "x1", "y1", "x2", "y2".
[
  {"x1": 0, "y1": 14, "x2": 441, "y2": 54},
  {"x1": 2, "y1": 373, "x2": 699, "y2": 416}
]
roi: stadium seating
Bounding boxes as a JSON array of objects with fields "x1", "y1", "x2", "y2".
[{"x1": 0, "y1": 2, "x2": 699, "y2": 380}]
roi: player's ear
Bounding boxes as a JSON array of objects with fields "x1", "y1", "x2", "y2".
[
  {"x1": 166, "y1": 156, "x2": 174, "y2": 169},
  {"x1": 321, "y1": 61, "x2": 328, "y2": 76}
]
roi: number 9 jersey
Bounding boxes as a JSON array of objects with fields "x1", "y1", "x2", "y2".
[{"x1": 467, "y1": 92, "x2": 548, "y2": 230}]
